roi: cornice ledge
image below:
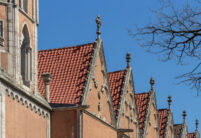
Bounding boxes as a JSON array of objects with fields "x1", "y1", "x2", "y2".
[
  {"x1": 0, "y1": 68, "x2": 51, "y2": 110},
  {"x1": 0, "y1": 1, "x2": 8, "y2": 6},
  {"x1": 84, "y1": 110, "x2": 116, "y2": 131},
  {"x1": 117, "y1": 128, "x2": 133, "y2": 133}
]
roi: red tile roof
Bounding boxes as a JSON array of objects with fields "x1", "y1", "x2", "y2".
[
  {"x1": 174, "y1": 124, "x2": 182, "y2": 138},
  {"x1": 38, "y1": 43, "x2": 95, "y2": 104},
  {"x1": 108, "y1": 70, "x2": 126, "y2": 117},
  {"x1": 188, "y1": 133, "x2": 195, "y2": 138},
  {"x1": 135, "y1": 92, "x2": 150, "y2": 130},
  {"x1": 158, "y1": 109, "x2": 168, "y2": 138}
]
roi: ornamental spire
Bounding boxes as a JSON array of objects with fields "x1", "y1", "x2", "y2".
[
  {"x1": 150, "y1": 77, "x2": 155, "y2": 91},
  {"x1": 182, "y1": 110, "x2": 187, "y2": 124},
  {"x1": 126, "y1": 53, "x2": 131, "y2": 68},
  {"x1": 96, "y1": 15, "x2": 102, "y2": 40},
  {"x1": 168, "y1": 96, "x2": 172, "y2": 110},
  {"x1": 196, "y1": 119, "x2": 199, "y2": 130}
]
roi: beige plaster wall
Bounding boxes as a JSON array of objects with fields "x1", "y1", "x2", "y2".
[
  {"x1": 0, "y1": 4, "x2": 8, "y2": 72},
  {"x1": 86, "y1": 53, "x2": 112, "y2": 124},
  {"x1": 146, "y1": 105, "x2": 159, "y2": 138},
  {"x1": 0, "y1": 4, "x2": 8, "y2": 50},
  {"x1": 168, "y1": 126, "x2": 173, "y2": 138},
  {"x1": 51, "y1": 110, "x2": 78, "y2": 138},
  {"x1": 83, "y1": 113, "x2": 117, "y2": 138},
  {"x1": 5, "y1": 94, "x2": 47, "y2": 138},
  {"x1": 120, "y1": 80, "x2": 137, "y2": 138}
]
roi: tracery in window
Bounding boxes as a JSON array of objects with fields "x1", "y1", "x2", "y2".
[{"x1": 21, "y1": 25, "x2": 32, "y2": 86}]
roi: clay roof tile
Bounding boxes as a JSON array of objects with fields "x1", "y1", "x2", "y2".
[
  {"x1": 188, "y1": 133, "x2": 195, "y2": 138},
  {"x1": 38, "y1": 43, "x2": 95, "y2": 104},
  {"x1": 158, "y1": 109, "x2": 168, "y2": 138},
  {"x1": 174, "y1": 124, "x2": 182, "y2": 138},
  {"x1": 108, "y1": 70, "x2": 126, "y2": 117},
  {"x1": 135, "y1": 92, "x2": 150, "y2": 130}
]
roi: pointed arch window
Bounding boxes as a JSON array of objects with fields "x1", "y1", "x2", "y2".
[
  {"x1": 0, "y1": 21, "x2": 4, "y2": 47},
  {"x1": 23, "y1": 0, "x2": 28, "y2": 13},
  {"x1": 21, "y1": 25, "x2": 32, "y2": 86},
  {"x1": 0, "y1": 21, "x2": 3, "y2": 37},
  {"x1": 19, "y1": 0, "x2": 28, "y2": 13},
  {"x1": 19, "y1": 0, "x2": 22, "y2": 8}
]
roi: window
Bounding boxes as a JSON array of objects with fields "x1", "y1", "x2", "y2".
[
  {"x1": 0, "y1": 21, "x2": 3, "y2": 47},
  {"x1": 21, "y1": 25, "x2": 32, "y2": 86},
  {"x1": 19, "y1": 0, "x2": 22, "y2": 8},
  {"x1": 0, "y1": 21, "x2": 3, "y2": 38},
  {"x1": 23, "y1": 0, "x2": 28, "y2": 13}
]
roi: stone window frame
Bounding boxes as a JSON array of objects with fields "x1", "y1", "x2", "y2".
[
  {"x1": 20, "y1": 23, "x2": 32, "y2": 87},
  {"x1": 19, "y1": 0, "x2": 28, "y2": 14},
  {"x1": 0, "y1": 20, "x2": 4, "y2": 47}
]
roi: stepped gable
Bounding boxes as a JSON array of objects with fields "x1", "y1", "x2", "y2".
[
  {"x1": 174, "y1": 124, "x2": 182, "y2": 138},
  {"x1": 108, "y1": 70, "x2": 126, "y2": 117},
  {"x1": 188, "y1": 133, "x2": 195, "y2": 138},
  {"x1": 38, "y1": 43, "x2": 95, "y2": 104},
  {"x1": 135, "y1": 92, "x2": 150, "y2": 130},
  {"x1": 158, "y1": 109, "x2": 168, "y2": 138}
]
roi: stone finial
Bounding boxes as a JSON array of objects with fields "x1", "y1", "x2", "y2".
[
  {"x1": 96, "y1": 15, "x2": 102, "y2": 40},
  {"x1": 150, "y1": 77, "x2": 155, "y2": 90},
  {"x1": 41, "y1": 72, "x2": 52, "y2": 102},
  {"x1": 168, "y1": 96, "x2": 172, "y2": 110},
  {"x1": 196, "y1": 119, "x2": 199, "y2": 130},
  {"x1": 126, "y1": 53, "x2": 131, "y2": 68},
  {"x1": 182, "y1": 110, "x2": 187, "y2": 123}
]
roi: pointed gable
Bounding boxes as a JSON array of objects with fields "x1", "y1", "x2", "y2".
[
  {"x1": 108, "y1": 70, "x2": 126, "y2": 117},
  {"x1": 109, "y1": 69, "x2": 140, "y2": 137},
  {"x1": 38, "y1": 43, "x2": 95, "y2": 104},
  {"x1": 83, "y1": 44, "x2": 115, "y2": 125},
  {"x1": 158, "y1": 109, "x2": 168, "y2": 138},
  {"x1": 135, "y1": 92, "x2": 150, "y2": 130}
]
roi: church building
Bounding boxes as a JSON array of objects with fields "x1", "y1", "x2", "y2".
[{"x1": 0, "y1": 0, "x2": 200, "y2": 138}]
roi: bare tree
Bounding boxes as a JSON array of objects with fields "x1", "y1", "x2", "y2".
[{"x1": 130, "y1": 0, "x2": 201, "y2": 93}]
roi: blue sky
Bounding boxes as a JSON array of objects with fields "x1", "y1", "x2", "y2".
[{"x1": 38, "y1": 0, "x2": 201, "y2": 132}]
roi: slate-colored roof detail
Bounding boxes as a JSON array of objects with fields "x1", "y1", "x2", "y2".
[
  {"x1": 38, "y1": 43, "x2": 95, "y2": 104},
  {"x1": 108, "y1": 70, "x2": 126, "y2": 117},
  {"x1": 188, "y1": 133, "x2": 195, "y2": 138},
  {"x1": 174, "y1": 124, "x2": 182, "y2": 138},
  {"x1": 158, "y1": 109, "x2": 168, "y2": 138},
  {"x1": 135, "y1": 92, "x2": 150, "y2": 130}
]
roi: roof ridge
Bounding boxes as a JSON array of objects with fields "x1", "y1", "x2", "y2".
[
  {"x1": 108, "y1": 69, "x2": 127, "y2": 74},
  {"x1": 39, "y1": 42, "x2": 94, "y2": 52},
  {"x1": 174, "y1": 124, "x2": 182, "y2": 126},
  {"x1": 158, "y1": 108, "x2": 168, "y2": 111},
  {"x1": 135, "y1": 92, "x2": 149, "y2": 95}
]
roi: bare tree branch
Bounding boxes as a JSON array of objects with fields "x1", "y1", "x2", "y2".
[{"x1": 130, "y1": 0, "x2": 201, "y2": 92}]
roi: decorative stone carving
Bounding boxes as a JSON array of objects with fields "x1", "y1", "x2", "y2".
[
  {"x1": 97, "y1": 112, "x2": 101, "y2": 118},
  {"x1": 0, "y1": 37, "x2": 4, "y2": 47},
  {"x1": 101, "y1": 85, "x2": 105, "y2": 93},
  {"x1": 98, "y1": 91, "x2": 102, "y2": 99},
  {"x1": 103, "y1": 117, "x2": 106, "y2": 122},
  {"x1": 98, "y1": 102, "x2": 102, "y2": 111},
  {"x1": 149, "y1": 120, "x2": 151, "y2": 126},
  {"x1": 92, "y1": 77, "x2": 98, "y2": 89},
  {"x1": 5, "y1": 88, "x2": 48, "y2": 118},
  {"x1": 122, "y1": 112, "x2": 124, "y2": 116}
]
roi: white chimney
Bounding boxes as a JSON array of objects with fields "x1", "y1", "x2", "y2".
[{"x1": 41, "y1": 72, "x2": 52, "y2": 102}]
